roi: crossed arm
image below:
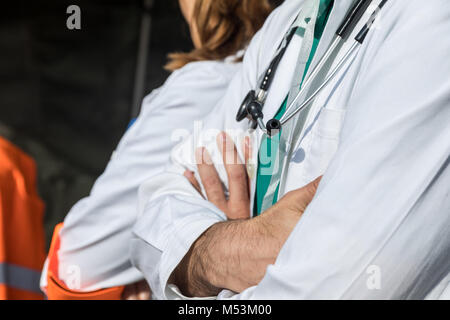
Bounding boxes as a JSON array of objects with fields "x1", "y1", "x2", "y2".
[
  {"x1": 132, "y1": 2, "x2": 450, "y2": 299},
  {"x1": 172, "y1": 133, "x2": 321, "y2": 297}
]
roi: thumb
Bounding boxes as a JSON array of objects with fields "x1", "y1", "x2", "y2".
[{"x1": 286, "y1": 176, "x2": 322, "y2": 213}]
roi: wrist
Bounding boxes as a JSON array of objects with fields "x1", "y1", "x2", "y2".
[
  {"x1": 215, "y1": 217, "x2": 280, "y2": 293},
  {"x1": 201, "y1": 220, "x2": 245, "y2": 290},
  {"x1": 171, "y1": 221, "x2": 241, "y2": 297},
  {"x1": 190, "y1": 222, "x2": 225, "y2": 295},
  {"x1": 172, "y1": 222, "x2": 224, "y2": 297},
  {"x1": 257, "y1": 202, "x2": 299, "y2": 250}
]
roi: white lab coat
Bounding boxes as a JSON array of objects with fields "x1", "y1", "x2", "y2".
[
  {"x1": 130, "y1": 0, "x2": 450, "y2": 300},
  {"x1": 39, "y1": 58, "x2": 241, "y2": 292}
]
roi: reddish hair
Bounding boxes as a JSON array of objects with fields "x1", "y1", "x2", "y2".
[{"x1": 165, "y1": 0, "x2": 273, "y2": 71}]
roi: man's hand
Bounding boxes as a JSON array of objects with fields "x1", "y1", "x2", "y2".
[
  {"x1": 254, "y1": 176, "x2": 323, "y2": 254},
  {"x1": 184, "y1": 132, "x2": 252, "y2": 220},
  {"x1": 121, "y1": 280, "x2": 151, "y2": 300},
  {"x1": 173, "y1": 131, "x2": 322, "y2": 297}
]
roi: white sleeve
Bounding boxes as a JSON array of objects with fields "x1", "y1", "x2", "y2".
[
  {"x1": 131, "y1": 60, "x2": 260, "y2": 302},
  {"x1": 130, "y1": 177, "x2": 228, "y2": 300},
  {"x1": 225, "y1": 0, "x2": 450, "y2": 300},
  {"x1": 129, "y1": 0, "x2": 312, "y2": 299},
  {"x1": 50, "y1": 61, "x2": 236, "y2": 292},
  {"x1": 129, "y1": 18, "x2": 272, "y2": 299}
]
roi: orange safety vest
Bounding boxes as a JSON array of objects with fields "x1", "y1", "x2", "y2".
[
  {"x1": 46, "y1": 224, "x2": 125, "y2": 300},
  {"x1": 0, "y1": 137, "x2": 46, "y2": 300}
]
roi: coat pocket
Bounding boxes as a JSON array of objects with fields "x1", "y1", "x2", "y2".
[{"x1": 301, "y1": 107, "x2": 346, "y2": 182}]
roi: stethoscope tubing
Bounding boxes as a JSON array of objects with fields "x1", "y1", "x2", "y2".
[
  {"x1": 281, "y1": 36, "x2": 342, "y2": 124},
  {"x1": 258, "y1": 0, "x2": 388, "y2": 135},
  {"x1": 280, "y1": 41, "x2": 359, "y2": 126}
]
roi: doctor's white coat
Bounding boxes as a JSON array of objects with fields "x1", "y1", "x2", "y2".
[
  {"x1": 131, "y1": 0, "x2": 450, "y2": 299},
  {"x1": 40, "y1": 58, "x2": 241, "y2": 291}
]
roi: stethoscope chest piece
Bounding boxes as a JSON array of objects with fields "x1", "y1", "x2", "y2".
[
  {"x1": 235, "y1": 0, "x2": 388, "y2": 137},
  {"x1": 237, "y1": 89, "x2": 282, "y2": 136},
  {"x1": 236, "y1": 90, "x2": 256, "y2": 122},
  {"x1": 237, "y1": 89, "x2": 266, "y2": 130}
]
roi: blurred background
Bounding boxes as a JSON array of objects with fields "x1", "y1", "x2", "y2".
[{"x1": 0, "y1": 0, "x2": 282, "y2": 248}]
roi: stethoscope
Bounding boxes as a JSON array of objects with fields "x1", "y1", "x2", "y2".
[{"x1": 236, "y1": 0, "x2": 388, "y2": 136}]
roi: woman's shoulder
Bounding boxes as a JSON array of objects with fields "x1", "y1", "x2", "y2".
[
  {"x1": 168, "y1": 59, "x2": 241, "y2": 85},
  {"x1": 149, "y1": 60, "x2": 240, "y2": 98},
  {"x1": 140, "y1": 60, "x2": 240, "y2": 114}
]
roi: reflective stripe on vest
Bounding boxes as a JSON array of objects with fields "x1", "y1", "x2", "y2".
[
  {"x1": 0, "y1": 137, "x2": 46, "y2": 300},
  {"x1": 0, "y1": 263, "x2": 42, "y2": 294}
]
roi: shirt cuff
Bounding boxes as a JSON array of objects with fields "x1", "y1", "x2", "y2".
[
  {"x1": 158, "y1": 214, "x2": 223, "y2": 299},
  {"x1": 165, "y1": 285, "x2": 217, "y2": 300}
]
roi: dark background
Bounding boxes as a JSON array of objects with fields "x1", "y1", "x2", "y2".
[{"x1": 0, "y1": 0, "x2": 282, "y2": 247}]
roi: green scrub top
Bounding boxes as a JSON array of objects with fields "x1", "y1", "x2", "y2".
[{"x1": 254, "y1": 0, "x2": 334, "y2": 216}]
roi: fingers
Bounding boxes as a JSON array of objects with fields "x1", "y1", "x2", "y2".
[
  {"x1": 184, "y1": 170, "x2": 202, "y2": 195},
  {"x1": 217, "y1": 132, "x2": 249, "y2": 204},
  {"x1": 195, "y1": 147, "x2": 227, "y2": 211},
  {"x1": 242, "y1": 136, "x2": 254, "y2": 187},
  {"x1": 136, "y1": 280, "x2": 151, "y2": 300},
  {"x1": 243, "y1": 136, "x2": 252, "y2": 166},
  {"x1": 122, "y1": 283, "x2": 139, "y2": 300},
  {"x1": 122, "y1": 281, "x2": 151, "y2": 300},
  {"x1": 193, "y1": 135, "x2": 251, "y2": 220}
]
